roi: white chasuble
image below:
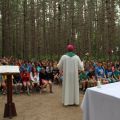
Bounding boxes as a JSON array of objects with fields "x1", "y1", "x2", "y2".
[{"x1": 58, "y1": 54, "x2": 84, "y2": 105}]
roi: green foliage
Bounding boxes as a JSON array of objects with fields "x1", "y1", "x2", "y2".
[
  {"x1": 0, "y1": 0, "x2": 120, "y2": 60},
  {"x1": 24, "y1": 54, "x2": 60, "y2": 61}
]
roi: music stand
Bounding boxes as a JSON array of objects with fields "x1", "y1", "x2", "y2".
[{"x1": 0, "y1": 66, "x2": 20, "y2": 119}]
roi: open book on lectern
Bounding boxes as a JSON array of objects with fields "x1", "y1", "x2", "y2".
[{"x1": 0, "y1": 66, "x2": 20, "y2": 73}]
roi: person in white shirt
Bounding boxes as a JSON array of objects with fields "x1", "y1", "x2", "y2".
[{"x1": 30, "y1": 67, "x2": 39, "y2": 90}]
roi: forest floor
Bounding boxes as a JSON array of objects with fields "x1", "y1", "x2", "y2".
[{"x1": 0, "y1": 85, "x2": 84, "y2": 120}]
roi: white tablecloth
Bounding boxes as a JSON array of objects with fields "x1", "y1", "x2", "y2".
[{"x1": 81, "y1": 82, "x2": 120, "y2": 120}]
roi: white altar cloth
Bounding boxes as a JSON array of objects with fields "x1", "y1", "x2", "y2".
[{"x1": 81, "y1": 82, "x2": 120, "y2": 120}]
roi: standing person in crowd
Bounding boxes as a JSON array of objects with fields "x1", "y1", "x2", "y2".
[{"x1": 57, "y1": 44, "x2": 84, "y2": 106}]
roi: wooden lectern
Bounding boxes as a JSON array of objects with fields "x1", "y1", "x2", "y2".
[{"x1": 0, "y1": 66, "x2": 20, "y2": 119}]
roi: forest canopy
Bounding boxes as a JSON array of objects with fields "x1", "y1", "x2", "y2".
[{"x1": 0, "y1": 0, "x2": 120, "y2": 60}]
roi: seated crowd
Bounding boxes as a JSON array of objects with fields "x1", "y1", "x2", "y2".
[
  {"x1": 0, "y1": 57, "x2": 61, "y2": 95},
  {"x1": 0, "y1": 57, "x2": 120, "y2": 95},
  {"x1": 79, "y1": 61, "x2": 120, "y2": 91}
]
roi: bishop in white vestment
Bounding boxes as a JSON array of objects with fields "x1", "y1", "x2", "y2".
[{"x1": 57, "y1": 44, "x2": 84, "y2": 106}]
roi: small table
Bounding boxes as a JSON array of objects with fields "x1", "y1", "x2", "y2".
[
  {"x1": 0, "y1": 66, "x2": 19, "y2": 119},
  {"x1": 81, "y1": 82, "x2": 120, "y2": 120}
]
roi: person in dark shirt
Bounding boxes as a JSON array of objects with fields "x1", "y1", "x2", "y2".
[
  {"x1": 87, "y1": 67, "x2": 97, "y2": 87},
  {"x1": 52, "y1": 67, "x2": 60, "y2": 84},
  {"x1": 13, "y1": 74, "x2": 22, "y2": 94},
  {"x1": 39, "y1": 68, "x2": 53, "y2": 93},
  {"x1": 46, "y1": 64, "x2": 53, "y2": 82}
]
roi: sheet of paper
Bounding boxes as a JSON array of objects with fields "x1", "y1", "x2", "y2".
[{"x1": 0, "y1": 66, "x2": 20, "y2": 73}]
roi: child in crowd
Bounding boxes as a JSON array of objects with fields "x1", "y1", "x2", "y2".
[
  {"x1": 36, "y1": 63, "x2": 42, "y2": 72},
  {"x1": 52, "y1": 63, "x2": 60, "y2": 84},
  {"x1": 79, "y1": 71, "x2": 88, "y2": 91},
  {"x1": 20, "y1": 69, "x2": 31, "y2": 95},
  {"x1": 46, "y1": 62, "x2": 53, "y2": 82},
  {"x1": 30, "y1": 67, "x2": 40, "y2": 92},
  {"x1": 13, "y1": 74, "x2": 22, "y2": 94},
  {"x1": 105, "y1": 65, "x2": 117, "y2": 83},
  {"x1": 0, "y1": 74, "x2": 2, "y2": 94},
  {"x1": 87, "y1": 67, "x2": 97, "y2": 87},
  {"x1": 95, "y1": 62, "x2": 108, "y2": 84},
  {"x1": 1, "y1": 74, "x2": 7, "y2": 95},
  {"x1": 113, "y1": 67, "x2": 120, "y2": 81},
  {"x1": 39, "y1": 68, "x2": 53, "y2": 93}
]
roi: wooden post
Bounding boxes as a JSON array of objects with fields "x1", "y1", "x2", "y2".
[{"x1": 4, "y1": 74, "x2": 17, "y2": 118}]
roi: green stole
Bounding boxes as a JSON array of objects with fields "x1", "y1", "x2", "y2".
[{"x1": 66, "y1": 52, "x2": 76, "y2": 57}]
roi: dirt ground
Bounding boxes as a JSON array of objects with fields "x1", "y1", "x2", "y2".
[{"x1": 0, "y1": 85, "x2": 84, "y2": 120}]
